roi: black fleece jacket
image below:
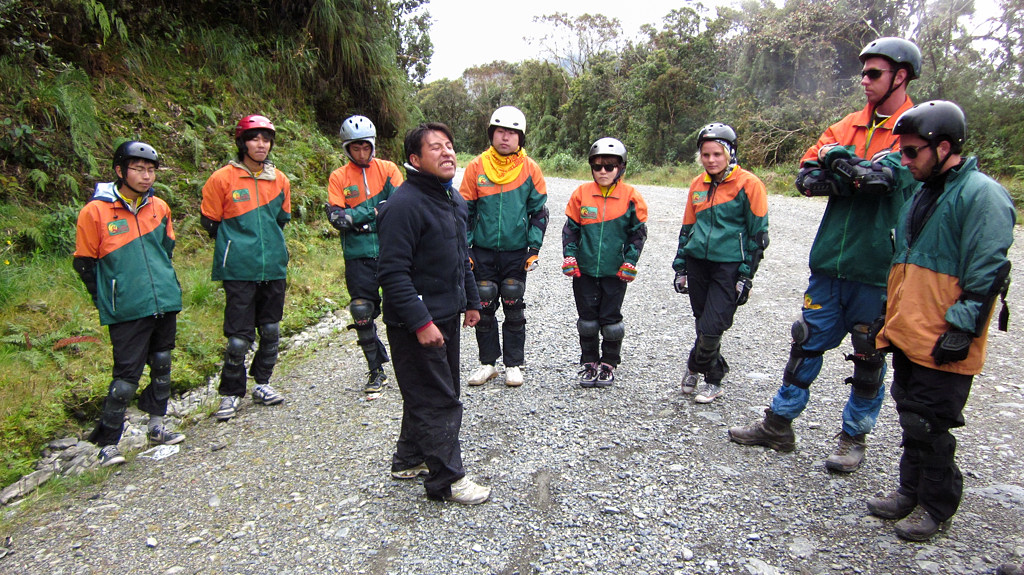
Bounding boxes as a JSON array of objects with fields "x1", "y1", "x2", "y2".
[{"x1": 378, "y1": 166, "x2": 480, "y2": 331}]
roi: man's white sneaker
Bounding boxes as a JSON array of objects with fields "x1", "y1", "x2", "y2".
[
  {"x1": 505, "y1": 366, "x2": 523, "y2": 387},
  {"x1": 445, "y1": 477, "x2": 491, "y2": 505},
  {"x1": 694, "y1": 383, "x2": 723, "y2": 404},
  {"x1": 468, "y1": 364, "x2": 499, "y2": 386}
]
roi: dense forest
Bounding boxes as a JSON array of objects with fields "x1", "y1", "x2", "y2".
[{"x1": 0, "y1": 0, "x2": 1021, "y2": 487}]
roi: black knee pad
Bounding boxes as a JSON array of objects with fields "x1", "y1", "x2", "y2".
[
  {"x1": 500, "y1": 278, "x2": 526, "y2": 308},
  {"x1": 225, "y1": 336, "x2": 251, "y2": 367},
  {"x1": 695, "y1": 333, "x2": 721, "y2": 363},
  {"x1": 475, "y1": 313, "x2": 496, "y2": 332},
  {"x1": 504, "y1": 306, "x2": 526, "y2": 329},
  {"x1": 601, "y1": 321, "x2": 625, "y2": 341},
  {"x1": 101, "y1": 379, "x2": 138, "y2": 428},
  {"x1": 148, "y1": 350, "x2": 172, "y2": 377},
  {"x1": 846, "y1": 323, "x2": 885, "y2": 398},
  {"x1": 150, "y1": 373, "x2": 172, "y2": 402},
  {"x1": 899, "y1": 410, "x2": 936, "y2": 444},
  {"x1": 256, "y1": 323, "x2": 280, "y2": 360},
  {"x1": 349, "y1": 298, "x2": 375, "y2": 328},
  {"x1": 783, "y1": 344, "x2": 821, "y2": 389},
  {"x1": 577, "y1": 319, "x2": 600, "y2": 338},
  {"x1": 477, "y1": 280, "x2": 499, "y2": 313}
]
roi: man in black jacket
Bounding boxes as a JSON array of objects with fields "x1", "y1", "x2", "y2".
[{"x1": 377, "y1": 122, "x2": 490, "y2": 505}]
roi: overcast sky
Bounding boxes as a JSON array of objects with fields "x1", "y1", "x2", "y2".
[{"x1": 422, "y1": 0, "x2": 702, "y2": 82}]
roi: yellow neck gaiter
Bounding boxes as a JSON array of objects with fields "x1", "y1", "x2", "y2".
[
  {"x1": 600, "y1": 183, "x2": 617, "y2": 197},
  {"x1": 482, "y1": 146, "x2": 526, "y2": 185}
]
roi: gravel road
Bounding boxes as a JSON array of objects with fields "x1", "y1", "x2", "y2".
[{"x1": 2, "y1": 174, "x2": 1023, "y2": 575}]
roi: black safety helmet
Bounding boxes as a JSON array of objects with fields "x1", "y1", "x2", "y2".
[
  {"x1": 859, "y1": 37, "x2": 922, "y2": 80},
  {"x1": 696, "y1": 123, "x2": 738, "y2": 159},
  {"x1": 893, "y1": 100, "x2": 966, "y2": 154},
  {"x1": 112, "y1": 141, "x2": 159, "y2": 174}
]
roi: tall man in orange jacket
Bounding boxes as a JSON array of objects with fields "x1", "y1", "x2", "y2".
[
  {"x1": 73, "y1": 141, "x2": 185, "y2": 467},
  {"x1": 729, "y1": 38, "x2": 922, "y2": 473},
  {"x1": 460, "y1": 106, "x2": 548, "y2": 388},
  {"x1": 201, "y1": 114, "x2": 291, "y2": 422},
  {"x1": 326, "y1": 115, "x2": 403, "y2": 396}
]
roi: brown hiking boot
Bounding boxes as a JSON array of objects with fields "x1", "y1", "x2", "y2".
[
  {"x1": 866, "y1": 490, "x2": 916, "y2": 519},
  {"x1": 728, "y1": 408, "x2": 796, "y2": 452},
  {"x1": 825, "y1": 431, "x2": 867, "y2": 472},
  {"x1": 894, "y1": 506, "x2": 950, "y2": 541}
]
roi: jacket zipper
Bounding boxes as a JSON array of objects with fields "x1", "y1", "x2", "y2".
[{"x1": 223, "y1": 239, "x2": 232, "y2": 268}]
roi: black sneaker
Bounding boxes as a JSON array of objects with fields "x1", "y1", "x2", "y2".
[
  {"x1": 98, "y1": 445, "x2": 125, "y2": 467},
  {"x1": 595, "y1": 363, "x2": 615, "y2": 387},
  {"x1": 578, "y1": 363, "x2": 599, "y2": 388},
  {"x1": 364, "y1": 368, "x2": 387, "y2": 394},
  {"x1": 148, "y1": 425, "x2": 185, "y2": 446}
]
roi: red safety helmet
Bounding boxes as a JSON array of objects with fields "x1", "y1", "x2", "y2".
[{"x1": 235, "y1": 114, "x2": 275, "y2": 140}]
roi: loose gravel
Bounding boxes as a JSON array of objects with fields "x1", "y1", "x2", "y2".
[{"x1": 2, "y1": 174, "x2": 1023, "y2": 575}]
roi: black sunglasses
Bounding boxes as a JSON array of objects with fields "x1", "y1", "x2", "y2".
[
  {"x1": 590, "y1": 163, "x2": 618, "y2": 172},
  {"x1": 860, "y1": 68, "x2": 894, "y2": 80},
  {"x1": 900, "y1": 144, "x2": 926, "y2": 159}
]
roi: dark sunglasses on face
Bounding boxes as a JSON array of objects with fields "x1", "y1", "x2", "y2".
[
  {"x1": 900, "y1": 144, "x2": 926, "y2": 159},
  {"x1": 860, "y1": 68, "x2": 893, "y2": 80},
  {"x1": 590, "y1": 163, "x2": 618, "y2": 172}
]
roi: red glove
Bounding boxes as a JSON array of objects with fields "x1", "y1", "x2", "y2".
[
  {"x1": 617, "y1": 262, "x2": 637, "y2": 282},
  {"x1": 561, "y1": 256, "x2": 581, "y2": 277}
]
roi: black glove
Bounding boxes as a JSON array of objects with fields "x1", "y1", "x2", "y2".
[
  {"x1": 673, "y1": 270, "x2": 688, "y2": 294},
  {"x1": 735, "y1": 276, "x2": 753, "y2": 306},
  {"x1": 931, "y1": 329, "x2": 972, "y2": 365},
  {"x1": 325, "y1": 204, "x2": 353, "y2": 232}
]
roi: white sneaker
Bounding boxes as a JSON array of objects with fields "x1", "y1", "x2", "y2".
[
  {"x1": 468, "y1": 364, "x2": 499, "y2": 386},
  {"x1": 681, "y1": 370, "x2": 699, "y2": 394},
  {"x1": 694, "y1": 383, "x2": 724, "y2": 404},
  {"x1": 505, "y1": 366, "x2": 523, "y2": 387},
  {"x1": 445, "y1": 477, "x2": 491, "y2": 505}
]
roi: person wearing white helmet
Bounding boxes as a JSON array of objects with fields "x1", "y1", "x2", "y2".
[
  {"x1": 201, "y1": 114, "x2": 292, "y2": 422},
  {"x1": 325, "y1": 115, "x2": 404, "y2": 396},
  {"x1": 562, "y1": 137, "x2": 648, "y2": 388},
  {"x1": 459, "y1": 106, "x2": 549, "y2": 388}
]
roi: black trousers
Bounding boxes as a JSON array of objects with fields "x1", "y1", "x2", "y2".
[
  {"x1": 388, "y1": 316, "x2": 465, "y2": 499},
  {"x1": 572, "y1": 275, "x2": 628, "y2": 366},
  {"x1": 345, "y1": 257, "x2": 389, "y2": 370},
  {"x1": 685, "y1": 257, "x2": 740, "y2": 383},
  {"x1": 891, "y1": 348, "x2": 973, "y2": 522},
  {"x1": 221, "y1": 279, "x2": 286, "y2": 391},
  {"x1": 472, "y1": 247, "x2": 528, "y2": 367}
]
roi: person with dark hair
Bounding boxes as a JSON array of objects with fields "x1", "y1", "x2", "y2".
[
  {"x1": 562, "y1": 137, "x2": 648, "y2": 388},
  {"x1": 729, "y1": 38, "x2": 922, "y2": 473},
  {"x1": 73, "y1": 141, "x2": 184, "y2": 466},
  {"x1": 869, "y1": 100, "x2": 1015, "y2": 541},
  {"x1": 376, "y1": 122, "x2": 490, "y2": 505},
  {"x1": 200, "y1": 114, "x2": 291, "y2": 422},
  {"x1": 326, "y1": 115, "x2": 403, "y2": 396},
  {"x1": 459, "y1": 106, "x2": 549, "y2": 388},
  {"x1": 674, "y1": 123, "x2": 769, "y2": 404}
]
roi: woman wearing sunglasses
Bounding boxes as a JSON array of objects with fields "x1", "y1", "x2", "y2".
[
  {"x1": 673, "y1": 123, "x2": 769, "y2": 404},
  {"x1": 561, "y1": 138, "x2": 648, "y2": 388}
]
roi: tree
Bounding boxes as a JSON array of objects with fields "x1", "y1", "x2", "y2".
[{"x1": 529, "y1": 12, "x2": 622, "y2": 77}]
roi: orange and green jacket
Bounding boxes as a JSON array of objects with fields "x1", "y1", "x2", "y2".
[
  {"x1": 877, "y1": 158, "x2": 1015, "y2": 375},
  {"x1": 800, "y1": 97, "x2": 917, "y2": 286},
  {"x1": 673, "y1": 165, "x2": 769, "y2": 278},
  {"x1": 459, "y1": 154, "x2": 548, "y2": 252},
  {"x1": 327, "y1": 158, "x2": 403, "y2": 260},
  {"x1": 201, "y1": 161, "x2": 291, "y2": 281},
  {"x1": 73, "y1": 183, "x2": 182, "y2": 326},
  {"x1": 562, "y1": 181, "x2": 648, "y2": 278}
]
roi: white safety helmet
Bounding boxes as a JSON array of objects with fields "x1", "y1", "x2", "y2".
[
  {"x1": 340, "y1": 115, "x2": 377, "y2": 163},
  {"x1": 488, "y1": 106, "x2": 526, "y2": 147},
  {"x1": 588, "y1": 137, "x2": 628, "y2": 165}
]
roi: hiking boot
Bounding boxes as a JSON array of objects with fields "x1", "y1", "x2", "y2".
[
  {"x1": 98, "y1": 445, "x2": 125, "y2": 467},
  {"x1": 364, "y1": 368, "x2": 387, "y2": 394},
  {"x1": 866, "y1": 490, "x2": 916, "y2": 520},
  {"x1": 148, "y1": 425, "x2": 185, "y2": 446},
  {"x1": 825, "y1": 431, "x2": 867, "y2": 472},
  {"x1": 595, "y1": 363, "x2": 615, "y2": 387},
  {"x1": 694, "y1": 383, "x2": 723, "y2": 404},
  {"x1": 445, "y1": 477, "x2": 491, "y2": 505},
  {"x1": 681, "y1": 370, "x2": 699, "y2": 394},
  {"x1": 728, "y1": 408, "x2": 796, "y2": 452},
  {"x1": 505, "y1": 366, "x2": 524, "y2": 387},
  {"x1": 468, "y1": 364, "x2": 499, "y2": 386},
  {"x1": 997, "y1": 564, "x2": 1024, "y2": 575},
  {"x1": 214, "y1": 395, "x2": 241, "y2": 421},
  {"x1": 894, "y1": 506, "x2": 950, "y2": 541},
  {"x1": 252, "y1": 384, "x2": 285, "y2": 406},
  {"x1": 391, "y1": 462, "x2": 429, "y2": 480},
  {"x1": 578, "y1": 363, "x2": 599, "y2": 388}
]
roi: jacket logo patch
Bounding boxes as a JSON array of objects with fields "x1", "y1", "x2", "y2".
[
  {"x1": 580, "y1": 206, "x2": 598, "y2": 220},
  {"x1": 476, "y1": 174, "x2": 493, "y2": 186},
  {"x1": 692, "y1": 190, "x2": 709, "y2": 204},
  {"x1": 107, "y1": 219, "x2": 129, "y2": 236},
  {"x1": 231, "y1": 189, "x2": 251, "y2": 202},
  {"x1": 343, "y1": 185, "x2": 360, "y2": 199}
]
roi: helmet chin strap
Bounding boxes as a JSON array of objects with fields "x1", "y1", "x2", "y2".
[{"x1": 871, "y1": 72, "x2": 907, "y2": 117}]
